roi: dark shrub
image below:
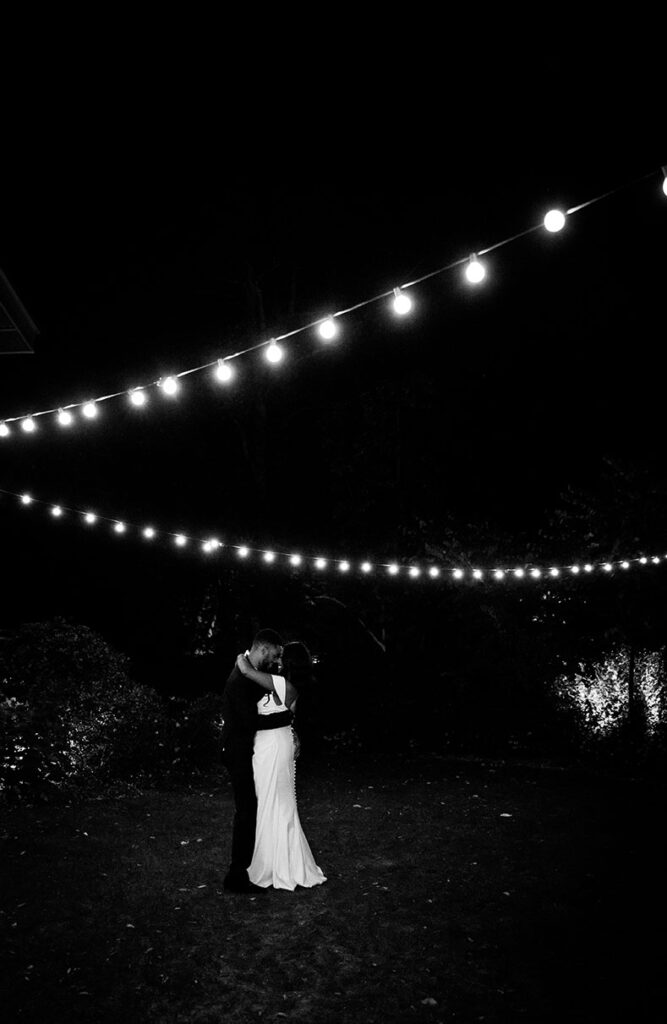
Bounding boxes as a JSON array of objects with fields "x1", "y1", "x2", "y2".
[
  {"x1": 0, "y1": 619, "x2": 167, "y2": 801},
  {"x1": 160, "y1": 692, "x2": 225, "y2": 778}
]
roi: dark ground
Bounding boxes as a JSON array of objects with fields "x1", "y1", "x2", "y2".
[{"x1": 1, "y1": 750, "x2": 666, "y2": 1024}]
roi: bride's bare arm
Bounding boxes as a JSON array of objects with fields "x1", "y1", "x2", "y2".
[
  {"x1": 236, "y1": 654, "x2": 298, "y2": 708},
  {"x1": 236, "y1": 653, "x2": 275, "y2": 691}
]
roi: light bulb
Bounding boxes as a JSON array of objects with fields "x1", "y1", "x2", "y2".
[
  {"x1": 21, "y1": 493, "x2": 32, "y2": 505},
  {"x1": 473, "y1": 569, "x2": 483, "y2": 579},
  {"x1": 603, "y1": 563, "x2": 612, "y2": 572},
  {"x1": 84, "y1": 512, "x2": 97, "y2": 525},
  {"x1": 392, "y1": 288, "x2": 413, "y2": 315},
  {"x1": 82, "y1": 402, "x2": 97, "y2": 419},
  {"x1": 315, "y1": 558, "x2": 327, "y2": 570},
  {"x1": 161, "y1": 377, "x2": 179, "y2": 396},
  {"x1": 544, "y1": 209, "x2": 566, "y2": 232},
  {"x1": 215, "y1": 360, "x2": 234, "y2": 383},
  {"x1": 0, "y1": 422, "x2": 10, "y2": 437},
  {"x1": 571, "y1": 565, "x2": 580, "y2": 574},
  {"x1": 22, "y1": 417, "x2": 36, "y2": 432},
  {"x1": 289, "y1": 554, "x2": 302, "y2": 566},
  {"x1": 465, "y1": 255, "x2": 486, "y2": 284},
  {"x1": 409, "y1": 566, "x2": 421, "y2": 578},
  {"x1": 584, "y1": 564, "x2": 593, "y2": 573},
  {"x1": 129, "y1": 389, "x2": 147, "y2": 406},
  {"x1": 114, "y1": 522, "x2": 126, "y2": 533},
  {"x1": 652, "y1": 556, "x2": 661, "y2": 564},
  {"x1": 639, "y1": 557, "x2": 648, "y2": 565},
  {"x1": 339, "y1": 561, "x2": 350, "y2": 572},
  {"x1": 530, "y1": 568, "x2": 541, "y2": 578},
  {"x1": 453, "y1": 568, "x2": 464, "y2": 579},
  {"x1": 621, "y1": 561, "x2": 630, "y2": 569},
  {"x1": 51, "y1": 506, "x2": 63, "y2": 517},
  {"x1": 494, "y1": 570, "x2": 505, "y2": 580},
  {"x1": 361, "y1": 562, "x2": 372, "y2": 573},
  {"x1": 514, "y1": 568, "x2": 525, "y2": 578},
  {"x1": 265, "y1": 341, "x2": 283, "y2": 363},
  {"x1": 662, "y1": 173, "x2": 667, "y2": 197},
  {"x1": 143, "y1": 527, "x2": 155, "y2": 539},
  {"x1": 238, "y1": 546, "x2": 249, "y2": 558},
  {"x1": 429, "y1": 567, "x2": 440, "y2": 578},
  {"x1": 388, "y1": 564, "x2": 400, "y2": 575},
  {"x1": 58, "y1": 409, "x2": 73, "y2": 426},
  {"x1": 318, "y1": 317, "x2": 338, "y2": 341},
  {"x1": 264, "y1": 551, "x2": 276, "y2": 563},
  {"x1": 549, "y1": 568, "x2": 560, "y2": 577},
  {"x1": 175, "y1": 535, "x2": 187, "y2": 547}
]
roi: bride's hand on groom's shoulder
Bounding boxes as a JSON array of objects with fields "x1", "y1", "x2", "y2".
[{"x1": 236, "y1": 653, "x2": 249, "y2": 674}]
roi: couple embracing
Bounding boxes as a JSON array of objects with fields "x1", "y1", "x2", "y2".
[{"x1": 220, "y1": 629, "x2": 327, "y2": 894}]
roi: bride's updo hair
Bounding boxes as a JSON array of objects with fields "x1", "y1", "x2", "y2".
[{"x1": 282, "y1": 641, "x2": 314, "y2": 691}]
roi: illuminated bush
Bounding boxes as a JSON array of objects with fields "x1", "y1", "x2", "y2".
[
  {"x1": 635, "y1": 650, "x2": 666, "y2": 735},
  {"x1": 550, "y1": 645, "x2": 667, "y2": 747}
]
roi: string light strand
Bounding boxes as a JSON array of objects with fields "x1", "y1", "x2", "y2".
[
  {"x1": 0, "y1": 168, "x2": 661, "y2": 437},
  {"x1": 1, "y1": 485, "x2": 666, "y2": 584}
]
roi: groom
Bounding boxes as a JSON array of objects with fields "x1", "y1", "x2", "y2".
[{"x1": 221, "y1": 628, "x2": 287, "y2": 893}]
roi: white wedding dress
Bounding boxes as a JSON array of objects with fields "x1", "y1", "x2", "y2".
[{"x1": 248, "y1": 675, "x2": 327, "y2": 891}]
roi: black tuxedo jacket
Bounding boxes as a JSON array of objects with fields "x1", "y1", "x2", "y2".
[{"x1": 221, "y1": 664, "x2": 266, "y2": 757}]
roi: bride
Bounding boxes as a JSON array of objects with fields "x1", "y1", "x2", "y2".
[{"x1": 236, "y1": 641, "x2": 327, "y2": 891}]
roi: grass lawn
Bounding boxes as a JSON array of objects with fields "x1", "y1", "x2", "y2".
[{"x1": 2, "y1": 750, "x2": 666, "y2": 1023}]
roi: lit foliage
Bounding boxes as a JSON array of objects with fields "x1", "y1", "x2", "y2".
[
  {"x1": 554, "y1": 648, "x2": 629, "y2": 737},
  {"x1": 551, "y1": 646, "x2": 666, "y2": 739},
  {"x1": 635, "y1": 650, "x2": 666, "y2": 735}
]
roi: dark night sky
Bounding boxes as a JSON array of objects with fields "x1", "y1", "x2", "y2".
[{"x1": 1, "y1": 62, "x2": 665, "y2": 680}]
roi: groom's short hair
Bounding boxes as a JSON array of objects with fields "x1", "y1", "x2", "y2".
[{"x1": 251, "y1": 628, "x2": 283, "y2": 650}]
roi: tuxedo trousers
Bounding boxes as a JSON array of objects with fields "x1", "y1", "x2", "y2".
[{"x1": 222, "y1": 745, "x2": 257, "y2": 882}]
